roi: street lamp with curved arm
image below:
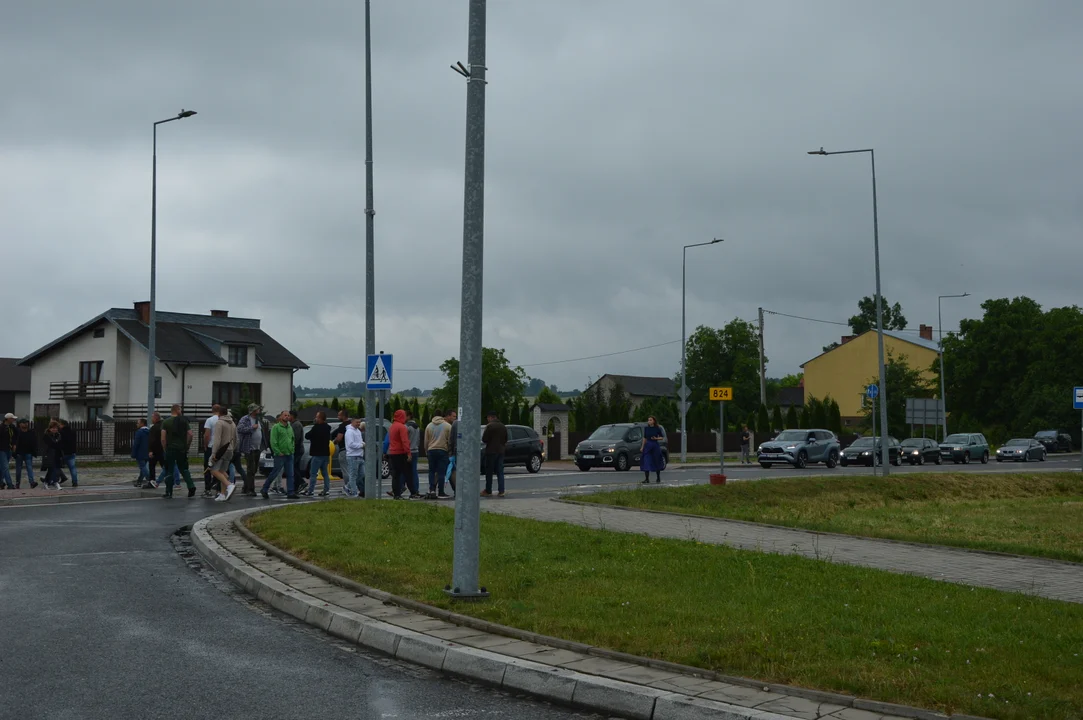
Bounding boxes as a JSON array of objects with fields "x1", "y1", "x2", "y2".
[
  {"x1": 680, "y1": 237, "x2": 723, "y2": 463},
  {"x1": 937, "y1": 292, "x2": 969, "y2": 440}
]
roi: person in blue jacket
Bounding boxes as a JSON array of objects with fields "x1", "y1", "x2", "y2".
[{"x1": 131, "y1": 418, "x2": 151, "y2": 487}]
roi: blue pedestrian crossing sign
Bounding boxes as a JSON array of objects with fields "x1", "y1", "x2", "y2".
[
  {"x1": 866, "y1": 384, "x2": 879, "y2": 400},
  {"x1": 366, "y1": 354, "x2": 393, "y2": 390},
  {"x1": 1074, "y1": 387, "x2": 1083, "y2": 410}
]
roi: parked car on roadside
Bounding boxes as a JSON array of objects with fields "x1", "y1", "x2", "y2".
[
  {"x1": 757, "y1": 429, "x2": 839, "y2": 469},
  {"x1": 1034, "y1": 430, "x2": 1072, "y2": 453},
  {"x1": 996, "y1": 438, "x2": 1047, "y2": 462},
  {"x1": 899, "y1": 437, "x2": 941, "y2": 466},
  {"x1": 574, "y1": 422, "x2": 668, "y2": 472},
  {"x1": 839, "y1": 436, "x2": 901, "y2": 467},
  {"x1": 939, "y1": 433, "x2": 990, "y2": 464}
]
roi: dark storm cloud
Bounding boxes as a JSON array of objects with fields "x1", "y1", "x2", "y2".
[{"x1": 2, "y1": 0, "x2": 1081, "y2": 392}]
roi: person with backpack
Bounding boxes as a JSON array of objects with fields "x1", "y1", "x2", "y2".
[{"x1": 160, "y1": 404, "x2": 197, "y2": 499}]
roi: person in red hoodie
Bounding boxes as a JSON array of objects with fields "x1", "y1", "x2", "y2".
[{"x1": 387, "y1": 409, "x2": 412, "y2": 500}]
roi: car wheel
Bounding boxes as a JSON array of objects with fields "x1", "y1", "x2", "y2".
[
  {"x1": 918, "y1": 454, "x2": 925, "y2": 466},
  {"x1": 760, "y1": 462, "x2": 771, "y2": 469},
  {"x1": 527, "y1": 453, "x2": 542, "y2": 474},
  {"x1": 980, "y1": 451, "x2": 989, "y2": 464},
  {"x1": 794, "y1": 451, "x2": 807, "y2": 469},
  {"x1": 825, "y1": 450, "x2": 839, "y2": 469},
  {"x1": 840, "y1": 459, "x2": 848, "y2": 467},
  {"x1": 963, "y1": 452, "x2": 971, "y2": 464},
  {"x1": 891, "y1": 456, "x2": 900, "y2": 466},
  {"x1": 616, "y1": 453, "x2": 629, "y2": 472},
  {"x1": 934, "y1": 454, "x2": 942, "y2": 465},
  {"x1": 1040, "y1": 451, "x2": 1047, "y2": 462},
  {"x1": 576, "y1": 463, "x2": 591, "y2": 472},
  {"x1": 660, "y1": 452, "x2": 668, "y2": 471},
  {"x1": 381, "y1": 458, "x2": 390, "y2": 479}
]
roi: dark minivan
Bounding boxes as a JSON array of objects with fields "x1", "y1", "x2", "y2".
[
  {"x1": 574, "y1": 422, "x2": 668, "y2": 472},
  {"x1": 1035, "y1": 430, "x2": 1072, "y2": 453}
]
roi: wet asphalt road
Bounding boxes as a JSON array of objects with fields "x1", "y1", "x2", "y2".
[{"x1": 0, "y1": 498, "x2": 608, "y2": 720}]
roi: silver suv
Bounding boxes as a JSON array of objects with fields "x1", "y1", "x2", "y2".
[{"x1": 758, "y1": 429, "x2": 840, "y2": 469}]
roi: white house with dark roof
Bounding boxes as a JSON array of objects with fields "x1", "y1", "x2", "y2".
[
  {"x1": 0, "y1": 358, "x2": 31, "y2": 418},
  {"x1": 17, "y1": 302, "x2": 308, "y2": 421}
]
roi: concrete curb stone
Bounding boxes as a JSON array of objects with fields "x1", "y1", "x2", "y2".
[{"x1": 189, "y1": 507, "x2": 991, "y2": 720}]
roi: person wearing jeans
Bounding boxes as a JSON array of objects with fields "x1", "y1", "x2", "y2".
[
  {"x1": 343, "y1": 417, "x2": 364, "y2": 497},
  {"x1": 261, "y1": 412, "x2": 296, "y2": 498},
  {"x1": 57, "y1": 419, "x2": 79, "y2": 487},
  {"x1": 14, "y1": 419, "x2": 36, "y2": 488},
  {"x1": 131, "y1": 418, "x2": 150, "y2": 487},
  {"x1": 305, "y1": 411, "x2": 332, "y2": 497},
  {"x1": 423, "y1": 410, "x2": 452, "y2": 499},
  {"x1": 386, "y1": 409, "x2": 411, "y2": 499},
  {"x1": 481, "y1": 411, "x2": 507, "y2": 497}
]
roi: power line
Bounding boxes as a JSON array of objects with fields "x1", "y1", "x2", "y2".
[
  {"x1": 762, "y1": 308, "x2": 959, "y2": 334},
  {"x1": 303, "y1": 339, "x2": 681, "y2": 375}
]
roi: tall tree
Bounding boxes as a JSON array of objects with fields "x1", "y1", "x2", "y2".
[
  {"x1": 785, "y1": 405, "x2": 799, "y2": 430},
  {"x1": 605, "y1": 383, "x2": 633, "y2": 425},
  {"x1": 771, "y1": 405, "x2": 784, "y2": 432},
  {"x1": 757, "y1": 405, "x2": 771, "y2": 435},
  {"x1": 430, "y1": 347, "x2": 526, "y2": 424},
  {"x1": 828, "y1": 399, "x2": 843, "y2": 436},
  {"x1": 799, "y1": 405, "x2": 811, "y2": 429},
  {"x1": 535, "y1": 386, "x2": 563, "y2": 406},
  {"x1": 849, "y1": 295, "x2": 908, "y2": 334},
  {"x1": 810, "y1": 397, "x2": 828, "y2": 429},
  {"x1": 778, "y1": 373, "x2": 803, "y2": 388},
  {"x1": 633, "y1": 397, "x2": 679, "y2": 434},
  {"x1": 679, "y1": 319, "x2": 763, "y2": 423}
]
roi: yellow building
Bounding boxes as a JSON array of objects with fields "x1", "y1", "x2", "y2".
[{"x1": 801, "y1": 327, "x2": 940, "y2": 426}]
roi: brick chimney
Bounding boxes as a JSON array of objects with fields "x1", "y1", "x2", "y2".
[
  {"x1": 919, "y1": 324, "x2": 933, "y2": 341},
  {"x1": 134, "y1": 301, "x2": 150, "y2": 324},
  {"x1": 840, "y1": 335, "x2": 855, "y2": 345},
  {"x1": 210, "y1": 309, "x2": 229, "y2": 318}
]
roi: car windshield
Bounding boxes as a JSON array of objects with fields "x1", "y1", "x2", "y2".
[
  {"x1": 1004, "y1": 438, "x2": 1030, "y2": 446},
  {"x1": 1035, "y1": 431, "x2": 1056, "y2": 439},
  {"x1": 772, "y1": 430, "x2": 807, "y2": 442},
  {"x1": 901, "y1": 439, "x2": 924, "y2": 447},
  {"x1": 849, "y1": 437, "x2": 876, "y2": 447},
  {"x1": 944, "y1": 434, "x2": 969, "y2": 444},
  {"x1": 588, "y1": 426, "x2": 627, "y2": 441}
]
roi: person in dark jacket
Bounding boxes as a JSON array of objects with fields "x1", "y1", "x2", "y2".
[
  {"x1": 405, "y1": 410, "x2": 421, "y2": 499},
  {"x1": 2, "y1": 413, "x2": 16, "y2": 489},
  {"x1": 131, "y1": 419, "x2": 151, "y2": 486},
  {"x1": 304, "y1": 411, "x2": 332, "y2": 497},
  {"x1": 42, "y1": 421, "x2": 64, "y2": 490},
  {"x1": 14, "y1": 419, "x2": 37, "y2": 489},
  {"x1": 481, "y1": 411, "x2": 508, "y2": 497},
  {"x1": 57, "y1": 418, "x2": 79, "y2": 487}
]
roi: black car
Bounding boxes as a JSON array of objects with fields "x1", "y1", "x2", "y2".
[
  {"x1": 574, "y1": 423, "x2": 668, "y2": 472},
  {"x1": 899, "y1": 437, "x2": 942, "y2": 466},
  {"x1": 997, "y1": 438, "x2": 1047, "y2": 462},
  {"x1": 1034, "y1": 430, "x2": 1072, "y2": 453},
  {"x1": 481, "y1": 424, "x2": 545, "y2": 473},
  {"x1": 839, "y1": 436, "x2": 901, "y2": 467}
]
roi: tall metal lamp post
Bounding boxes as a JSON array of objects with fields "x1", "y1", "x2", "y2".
[
  {"x1": 680, "y1": 238, "x2": 723, "y2": 463},
  {"x1": 807, "y1": 147, "x2": 889, "y2": 473},
  {"x1": 937, "y1": 292, "x2": 969, "y2": 440},
  {"x1": 148, "y1": 109, "x2": 197, "y2": 425}
]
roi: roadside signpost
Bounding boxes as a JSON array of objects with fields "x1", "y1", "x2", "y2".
[
  {"x1": 1074, "y1": 387, "x2": 1083, "y2": 472},
  {"x1": 867, "y1": 384, "x2": 879, "y2": 476},
  {"x1": 710, "y1": 387, "x2": 732, "y2": 474},
  {"x1": 367, "y1": 353, "x2": 392, "y2": 497}
]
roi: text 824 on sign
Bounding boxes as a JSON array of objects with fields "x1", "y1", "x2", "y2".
[{"x1": 709, "y1": 387, "x2": 733, "y2": 401}]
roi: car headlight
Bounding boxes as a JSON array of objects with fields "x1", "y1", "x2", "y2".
[
  {"x1": 757, "y1": 445, "x2": 763, "y2": 452},
  {"x1": 785, "y1": 445, "x2": 797, "y2": 450},
  {"x1": 604, "y1": 447, "x2": 615, "y2": 453},
  {"x1": 954, "y1": 446, "x2": 962, "y2": 451}
]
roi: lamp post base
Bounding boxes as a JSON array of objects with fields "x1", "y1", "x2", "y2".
[{"x1": 443, "y1": 586, "x2": 491, "y2": 602}]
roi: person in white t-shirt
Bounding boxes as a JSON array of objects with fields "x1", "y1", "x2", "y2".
[
  {"x1": 343, "y1": 418, "x2": 365, "y2": 498},
  {"x1": 202, "y1": 405, "x2": 221, "y2": 497}
]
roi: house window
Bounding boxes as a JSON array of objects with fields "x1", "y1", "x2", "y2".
[
  {"x1": 87, "y1": 406, "x2": 103, "y2": 422},
  {"x1": 80, "y1": 361, "x2": 103, "y2": 384},
  {"x1": 212, "y1": 382, "x2": 261, "y2": 408},
  {"x1": 228, "y1": 346, "x2": 248, "y2": 368},
  {"x1": 93, "y1": 328, "x2": 105, "y2": 338}
]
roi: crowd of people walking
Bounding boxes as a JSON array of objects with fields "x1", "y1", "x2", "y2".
[
  {"x1": 4, "y1": 404, "x2": 518, "y2": 502},
  {"x1": 1, "y1": 412, "x2": 81, "y2": 490}
]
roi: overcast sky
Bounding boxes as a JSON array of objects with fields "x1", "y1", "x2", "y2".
[{"x1": 3, "y1": 1, "x2": 1081, "y2": 393}]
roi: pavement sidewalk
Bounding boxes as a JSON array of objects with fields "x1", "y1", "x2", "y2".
[
  {"x1": 192, "y1": 507, "x2": 975, "y2": 720},
  {"x1": 482, "y1": 498, "x2": 1083, "y2": 604}
]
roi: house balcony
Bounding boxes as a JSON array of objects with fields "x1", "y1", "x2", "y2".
[{"x1": 50, "y1": 381, "x2": 110, "y2": 400}]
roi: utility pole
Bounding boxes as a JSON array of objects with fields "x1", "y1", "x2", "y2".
[
  {"x1": 448, "y1": 0, "x2": 488, "y2": 600},
  {"x1": 758, "y1": 307, "x2": 766, "y2": 407},
  {"x1": 363, "y1": 0, "x2": 379, "y2": 499}
]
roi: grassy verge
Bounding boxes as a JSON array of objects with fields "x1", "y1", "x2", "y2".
[
  {"x1": 576, "y1": 473, "x2": 1083, "y2": 562},
  {"x1": 247, "y1": 501, "x2": 1083, "y2": 720}
]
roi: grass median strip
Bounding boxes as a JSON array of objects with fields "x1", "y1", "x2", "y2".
[
  {"x1": 576, "y1": 472, "x2": 1083, "y2": 562},
  {"x1": 247, "y1": 501, "x2": 1083, "y2": 720}
]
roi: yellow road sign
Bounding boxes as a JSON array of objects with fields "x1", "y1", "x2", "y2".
[{"x1": 709, "y1": 387, "x2": 733, "y2": 401}]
